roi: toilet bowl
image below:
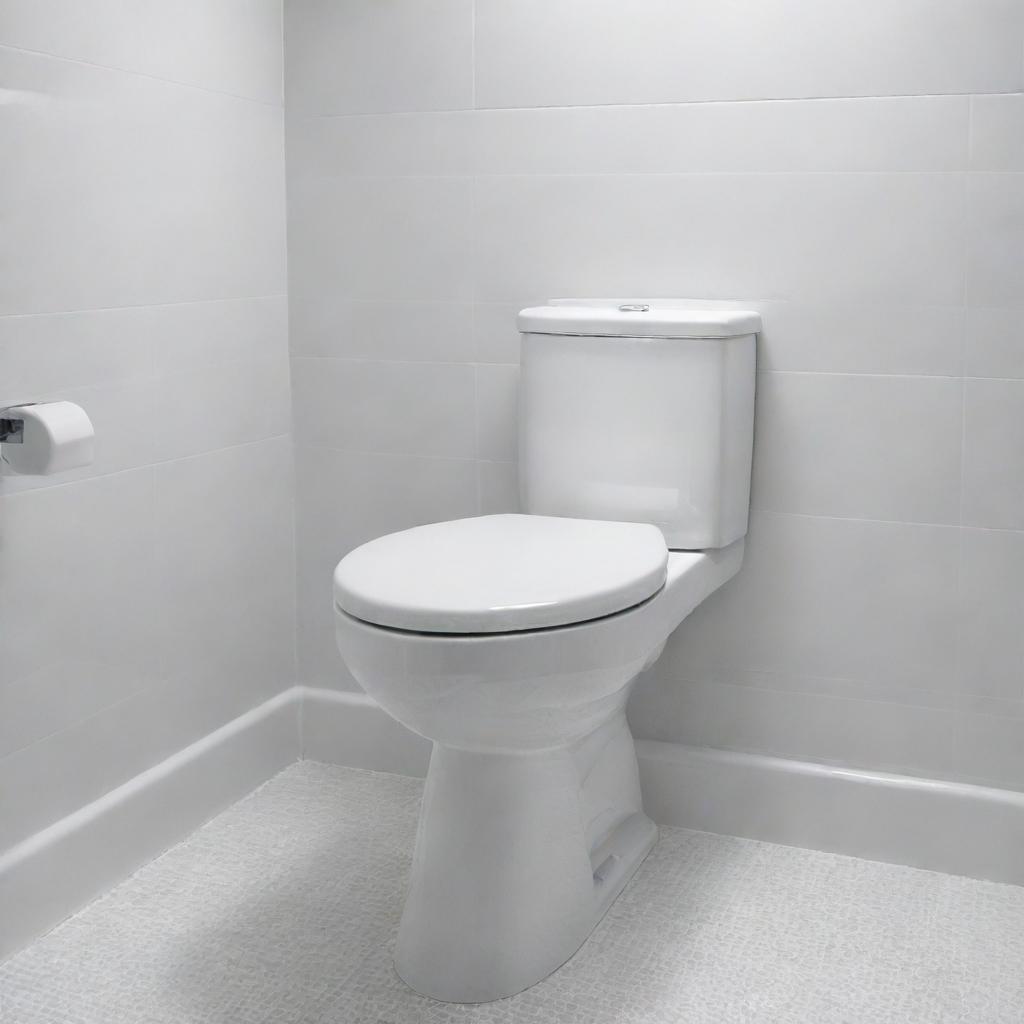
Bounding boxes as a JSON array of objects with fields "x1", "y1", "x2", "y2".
[
  {"x1": 332, "y1": 301, "x2": 760, "y2": 1002},
  {"x1": 335, "y1": 515, "x2": 745, "y2": 1002}
]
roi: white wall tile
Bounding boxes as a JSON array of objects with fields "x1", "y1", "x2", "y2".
[
  {"x1": 0, "y1": 0, "x2": 284, "y2": 103},
  {"x1": 285, "y1": 0, "x2": 473, "y2": 115},
  {"x1": 291, "y1": 358, "x2": 476, "y2": 458},
  {"x1": 154, "y1": 438, "x2": 295, "y2": 698},
  {"x1": 288, "y1": 112, "x2": 475, "y2": 179},
  {"x1": 0, "y1": 297, "x2": 286, "y2": 399},
  {"x1": 290, "y1": 96, "x2": 971, "y2": 181},
  {"x1": 657, "y1": 512, "x2": 961, "y2": 696},
  {"x1": 962, "y1": 379, "x2": 1024, "y2": 530},
  {"x1": 0, "y1": 469, "x2": 159, "y2": 756},
  {"x1": 475, "y1": 0, "x2": 1023, "y2": 109},
  {"x1": 0, "y1": 49, "x2": 286, "y2": 316},
  {"x1": 0, "y1": 309, "x2": 154, "y2": 397},
  {"x1": 0, "y1": 660, "x2": 144, "y2": 764},
  {"x1": 478, "y1": 461, "x2": 519, "y2": 515},
  {"x1": 294, "y1": 446, "x2": 478, "y2": 689},
  {"x1": 473, "y1": 174, "x2": 966, "y2": 305},
  {"x1": 289, "y1": 299, "x2": 474, "y2": 363},
  {"x1": 288, "y1": 176, "x2": 474, "y2": 303},
  {"x1": 475, "y1": 364, "x2": 519, "y2": 462},
  {"x1": 475, "y1": 97, "x2": 969, "y2": 175},
  {"x1": 474, "y1": 302, "x2": 537, "y2": 364},
  {"x1": 965, "y1": 307, "x2": 1024, "y2": 379},
  {"x1": 152, "y1": 354, "x2": 291, "y2": 462},
  {"x1": 148, "y1": 297, "x2": 288, "y2": 376},
  {"x1": 631, "y1": 678, "x2": 956, "y2": 779},
  {"x1": 957, "y1": 529, "x2": 1024, "y2": 700},
  {"x1": 751, "y1": 373, "x2": 963, "y2": 524},
  {"x1": 970, "y1": 95, "x2": 1024, "y2": 171},
  {"x1": 954, "y1": 714, "x2": 1024, "y2": 788},
  {"x1": 966, "y1": 174, "x2": 1024, "y2": 309},
  {"x1": 757, "y1": 303, "x2": 964, "y2": 377}
]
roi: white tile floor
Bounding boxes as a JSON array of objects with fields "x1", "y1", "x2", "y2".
[{"x1": 3, "y1": 761, "x2": 1024, "y2": 1023}]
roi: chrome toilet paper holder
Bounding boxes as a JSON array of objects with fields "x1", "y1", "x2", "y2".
[{"x1": 0, "y1": 408, "x2": 28, "y2": 444}]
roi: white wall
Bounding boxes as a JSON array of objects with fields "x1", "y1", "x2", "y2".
[
  {"x1": 0, "y1": 2, "x2": 293, "y2": 854},
  {"x1": 284, "y1": 0, "x2": 1024, "y2": 791}
]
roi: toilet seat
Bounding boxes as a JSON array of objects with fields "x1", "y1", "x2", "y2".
[{"x1": 333, "y1": 513, "x2": 668, "y2": 634}]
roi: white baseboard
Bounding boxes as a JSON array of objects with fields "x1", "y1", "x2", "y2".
[
  {"x1": 0, "y1": 688, "x2": 300, "y2": 961},
  {"x1": 7, "y1": 688, "x2": 1021, "y2": 962},
  {"x1": 637, "y1": 739, "x2": 1024, "y2": 887},
  {"x1": 299, "y1": 689, "x2": 1024, "y2": 888}
]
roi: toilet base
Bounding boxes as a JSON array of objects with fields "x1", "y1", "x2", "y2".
[{"x1": 394, "y1": 713, "x2": 657, "y2": 1003}]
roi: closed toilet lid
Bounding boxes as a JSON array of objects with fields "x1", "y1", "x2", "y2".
[{"x1": 333, "y1": 514, "x2": 668, "y2": 634}]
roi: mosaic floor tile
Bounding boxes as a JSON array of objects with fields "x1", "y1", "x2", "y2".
[{"x1": 2, "y1": 761, "x2": 1023, "y2": 1023}]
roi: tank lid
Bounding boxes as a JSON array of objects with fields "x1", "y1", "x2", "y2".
[{"x1": 518, "y1": 302, "x2": 761, "y2": 339}]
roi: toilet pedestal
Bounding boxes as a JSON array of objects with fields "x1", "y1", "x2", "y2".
[{"x1": 394, "y1": 712, "x2": 658, "y2": 1003}]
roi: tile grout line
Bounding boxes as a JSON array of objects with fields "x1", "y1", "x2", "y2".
[{"x1": 0, "y1": 40, "x2": 282, "y2": 108}]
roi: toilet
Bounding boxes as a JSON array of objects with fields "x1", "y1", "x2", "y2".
[{"x1": 333, "y1": 300, "x2": 760, "y2": 1003}]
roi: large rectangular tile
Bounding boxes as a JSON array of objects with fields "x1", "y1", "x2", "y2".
[
  {"x1": 294, "y1": 446, "x2": 478, "y2": 689},
  {"x1": 152, "y1": 353, "x2": 291, "y2": 462},
  {"x1": 473, "y1": 174, "x2": 967, "y2": 305},
  {"x1": 965, "y1": 307, "x2": 1024, "y2": 379},
  {"x1": 289, "y1": 299, "x2": 474, "y2": 363},
  {"x1": 970, "y1": 95, "x2": 1024, "y2": 171},
  {"x1": 0, "y1": 308, "x2": 154, "y2": 396},
  {"x1": 751, "y1": 373, "x2": 963, "y2": 524},
  {"x1": 475, "y1": 364, "x2": 519, "y2": 462},
  {"x1": 148, "y1": 296, "x2": 288, "y2": 376},
  {"x1": 757, "y1": 303, "x2": 964, "y2": 377},
  {"x1": 288, "y1": 176, "x2": 474, "y2": 303},
  {"x1": 632, "y1": 679, "x2": 955, "y2": 779},
  {"x1": 0, "y1": 0, "x2": 283, "y2": 103},
  {"x1": 0, "y1": 469, "x2": 159, "y2": 758},
  {"x1": 0, "y1": 48, "x2": 286, "y2": 315},
  {"x1": 285, "y1": 0, "x2": 473, "y2": 114},
  {"x1": 954, "y1": 714, "x2": 1024, "y2": 789},
  {"x1": 287, "y1": 112, "x2": 475, "y2": 179},
  {"x1": 474, "y1": 0, "x2": 1023, "y2": 108},
  {"x1": 153, "y1": 438, "x2": 295, "y2": 699},
  {"x1": 290, "y1": 97, "x2": 969, "y2": 179},
  {"x1": 660, "y1": 512, "x2": 961, "y2": 695},
  {"x1": 0, "y1": 296, "x2": 286, "y2": 397},
  {"x1": 474, "y1": 97, "x2": 969, "y2": 175},
  {"x1": 478, "y1": 461, "x2": 519, "y2": 515},
  {"x1": 958, "y1": 529, "x2": 1024, "y2": 701},
  {"x1": 473, "y1": 301, "x2": 535, "y2": 365},
  {"x1": 962, "y1": 379, "x2": 1024, "y2": 530},
  {"x1": 966, "y1": 174, "x2": 1024, "y2": 309},
  {"x1": 291, "y1": 358, "x2": 476, "y2": 458}
]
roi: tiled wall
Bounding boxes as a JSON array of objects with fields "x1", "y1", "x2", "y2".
[
  {"x1": 0, "y1": 3, "x2": 293, "y2": 853},
  {"x1": 284, "y1": 1, "x2": 1024, "y2": 790}
]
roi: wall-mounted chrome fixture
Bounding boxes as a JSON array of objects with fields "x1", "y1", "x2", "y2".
[{"x1": 0, "y1": 413, "x2": 25, "y2": 445}]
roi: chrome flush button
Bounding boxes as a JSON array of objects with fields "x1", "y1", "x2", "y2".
[{"x1": 618, "y1": 304, "x2": 650, "y2": 312}]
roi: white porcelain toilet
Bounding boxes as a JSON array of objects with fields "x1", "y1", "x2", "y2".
[{"x1": 333, "y1": 300, "x2": 760, "y2": 1003}]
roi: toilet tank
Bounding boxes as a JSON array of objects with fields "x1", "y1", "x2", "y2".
[{"x1": 517, "y1": 301, "x2": 759, "y2": 550}]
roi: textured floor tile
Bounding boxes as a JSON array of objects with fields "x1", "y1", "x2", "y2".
[{"x1": 2, "y1": 761, "x2": 1023, "y2": 1023}]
